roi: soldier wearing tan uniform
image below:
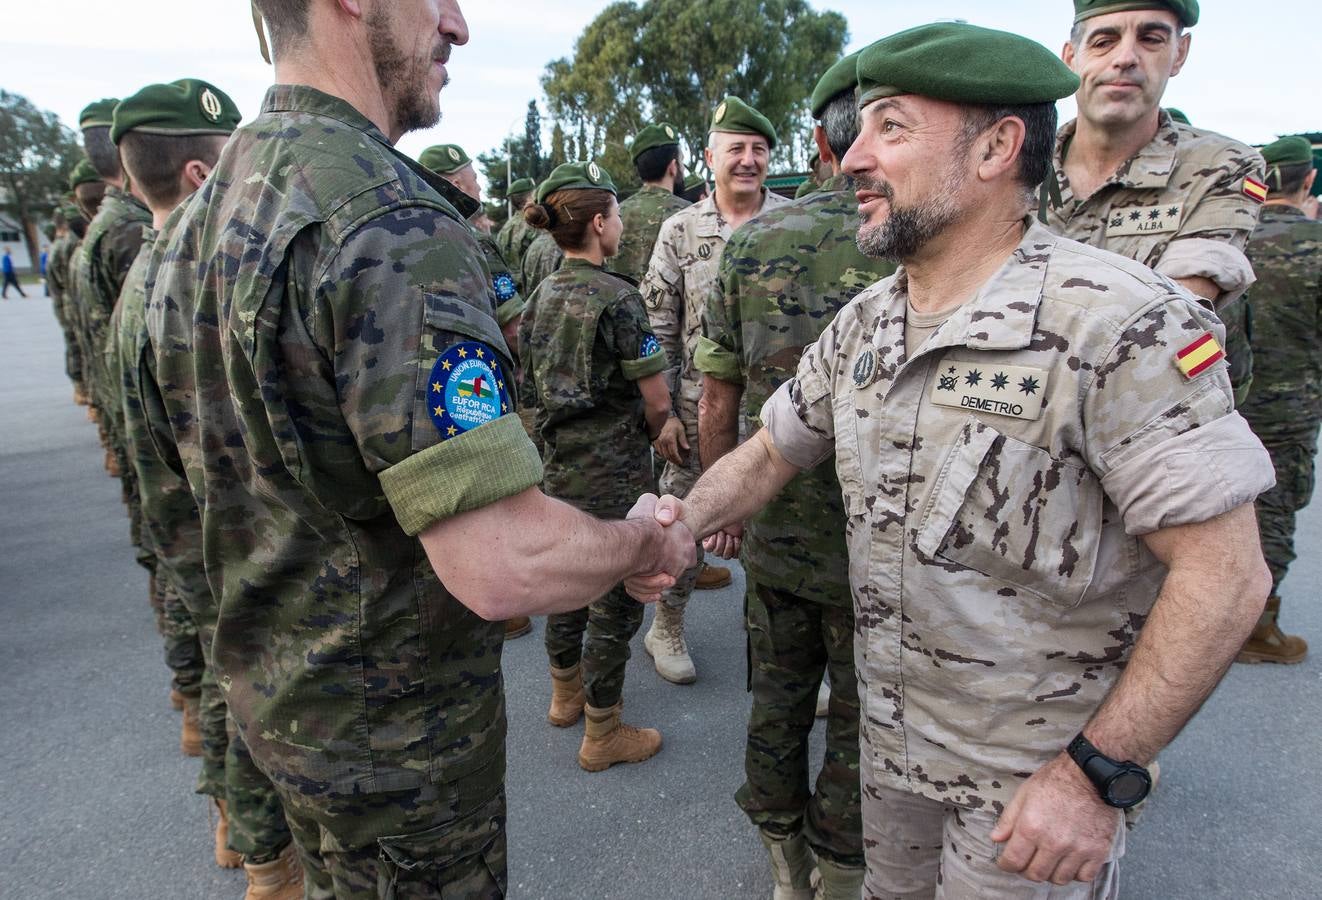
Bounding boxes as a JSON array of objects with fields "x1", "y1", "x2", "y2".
[
  {"x1": 1043, "y1": 0, "x2": 1265, "y2": 402},
  {"x1": 640, "y1": 96, "x2": 788, "y2": 684},
  {"x1": 636, "y1": 24, "x2": 1275, "y2": 898}
]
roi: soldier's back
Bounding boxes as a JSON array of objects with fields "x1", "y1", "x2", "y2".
[{"x1": 609, "y1": 185, "x2": 690, "y2": 284}]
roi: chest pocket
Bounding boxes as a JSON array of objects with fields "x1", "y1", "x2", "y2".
[
  {"x1": 915, "y1": 418, "x2": 1102, "y2": 607},
  {"x1": 831, "y1": 391, "x2": 871, "y2": 518}
]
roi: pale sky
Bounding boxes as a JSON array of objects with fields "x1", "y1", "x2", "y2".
[{"x1": 2, "y1": 1, "x2": 1314, "y2": 193}]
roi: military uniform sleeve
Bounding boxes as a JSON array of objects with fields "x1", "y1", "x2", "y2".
[
  {"x1": 313, "y1": 206, "x2": 543, "y2": 537},
  {"x1": 641, "y1": 217, "x2": 686, "y2": 396},
  {"x1": 1155, "y1": 147, "x2": 1265, "y2": 305},
  {"x1": 477, "y1": 232, "x2": 526, "y2": 326},
  {"x1": 758, "y1": 316, "x2": 839, "y2": 470},
  {"x1": 603, "y1": 290, "x2": 669, "y2": 381},
  {"x1": 694, "y1": 240, "x2": 745, "y2": 383},
  {"x1": 1081, "y1": 293, "x2": 1274, "y2": 535}
]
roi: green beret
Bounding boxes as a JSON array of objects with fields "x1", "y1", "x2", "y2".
[
  {"x1": 1165, "y1": 107, "x2": 1190, "y2": 125},
  {"x1": 79, "y1": 98, "x2": 119, "y2": 130},
  {"x1": 1073, "y1": 0, "x2": 1198, "y2": 27},
  {"x1": 535, "y1": 161, "x2": 617, "y2": 203},
  {"x1": 630, "y1": 122, "x2": 681, "y2": 160},
  {"x1": 507, "y1": 177, "x2": 535, "y2": 196},
  {"x1": 810, "y1": 52, "x2": 861, "y2": 120},
  {"x1": 709, "y1": 96, "x2": 777, "y2": 149},
  {"x1": 683, "y1": 174, "x2": 708, "y2": 194},
  {"x1": 111, "y1": 79, "x2": 241, "y2": 144},
  {"x1": 419, "y1": 144, "x2": 472, "y2": 175},
  {"x1": 69, "y1": 159, "x2": 101, "y2": 190},
  {"x1": 1262, "y1": 136, "x2": 1314, "y2": 167},
  {"x1": 856, "y1": 23, "x2": 1080, "y2": 108}
]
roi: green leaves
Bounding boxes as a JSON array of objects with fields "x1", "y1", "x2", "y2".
[{"x1": 0, "y1": 90, "x2": 84, "y2": 262}]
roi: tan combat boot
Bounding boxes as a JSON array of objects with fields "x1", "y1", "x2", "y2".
[
  {"x1": 104, "y1": 446, "x2": 120, "y2": 477},
  {"x1": 813, "y1": 857, "x2": 864, "y2": 900},
  {"x1": 695, "y1": 562, "x2": 732, "y2": 590},
  {"x1": 180, "y1": 697, "x2": 203, "y2": 757},
  {"x1": 73, "y1": 385, "x2": 89, "y2": 406},
  {"x1": 644, "y1": 603, "x2": 696, "y2": 684},
  {"x1": 213, "y1": 799, "x2": 242, "y2": 868},
  {"x1": 548, "y1": 664, "x2": 586, "y2": 727},
  {"x1": 170, "y1": 687, "x2": 186, "y2": 711},
  {"x1": 759, "y1": 829, "x2": 816, "y2": 900},
  {"x1": 86, "y1": 405, "x2": 98, "y2": 424},
  {"x1": 504, "y1": 616, "x2": 533, "y2": 640},
  {"x1": 243, "y1": 843, "x2": 304, "y2": 900},
  {"x1": 578, "y1": 703, "x2": 661, "y2": 772},
  {"x1": 1237, "y1": 597, "x2": 1308, "y2": 664}
]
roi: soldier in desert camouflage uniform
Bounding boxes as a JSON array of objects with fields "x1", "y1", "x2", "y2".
[
  {"x1": 640, "y1": 96, "x2": 788, "y2": 684},
  {"x1": 1043, "y1": 0, "x2": 1264, "y2": 403},
  {"x1": 1235, "y1": 135, "x2": 1322, "y2": 665},
  {"x1": 652, "y1": 24, "x2": 1274, "y2": 898},
  {"x1": 606, "y1": 122, "x2": 690, "y2": 283},
  {"x1": 692, "y1": 53, "x2": 890, "y2": 900},
  {"x1": 519, "y1": 162, "x2": 676, "y2": 772},
  {"x1": 138, "y1": 6, "x2": 693, "y2": 896}
]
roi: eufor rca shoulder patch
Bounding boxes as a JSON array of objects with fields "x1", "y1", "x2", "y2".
[
  {"x1": 1175, "y1": 331, "x2": 1225, "y2": 379},
  {"x1": 929, "y1": 360, "x2": 1048, "y2": 421},
  {"x1": 1242, "y1": 177, "x2": 1269, "y2": 204},
  {"x1": 493, "y1": 272, "x2": 517, "y2": 302},
  {"x1": 640, "y1": 333, "x2": 661, "y2": 358},
  {"x1": 428, "y1": 341, "x2": 511, "y2": 440}
]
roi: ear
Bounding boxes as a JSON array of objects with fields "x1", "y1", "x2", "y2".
[
  {"x1": 975, "y1": 116, "x2": 1027, "y2": 185},
  {"x1": 592, "y1": 212, "x2": 607, "y2": 236},
  {"x1": 1170, "y1": 32, "x2": 1191, "y2": 76},
  {"x1": 704, "y1": 146, "x2": 715, "y2": 170},
  {"x1": 813, "y1": 125, "x2": 835, "y2": 169},
  {"x1": 1304, "y1": 169, "x2": 1318, "y2": 196},
  {"x1": 1061, "y1": 39, "x2": 1077, "y2": 71},
  {"x1": 339, "y1": 0, "x2": 363, "y2": 18},
  {"x1": 182, "y1": 160, "x2": 212, "y2": 192}
]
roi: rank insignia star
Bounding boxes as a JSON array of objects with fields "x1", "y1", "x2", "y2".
[
  {"x1": 1129, "y1": 211, "x2": 1142, "y2": 221},
  {"x1": 1148, "y1": 209, "x2": 1161, "y2": 220},
  {"x1": 948, "y1": 366, "x2": 957, "y2": 375},
  {"x1": 938, "y1": 375, "x2": 957, "y2": 392},
  {"x1": 1167, "y1": 207, "x2": 1179, "y2": 218},
  {"x1": 1018, "y1": 376, "x2": 1040, "y2": 395},
  {"x1": 990, "y1": 372, "x2": 1009, "y2": 391},
  {"x1": 964, "y1": 369, "x2": 983, "y2": 387}
]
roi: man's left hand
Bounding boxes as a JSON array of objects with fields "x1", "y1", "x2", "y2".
[{"x1": 990, "y1": 751, "x2": 1121, "y2": 885}]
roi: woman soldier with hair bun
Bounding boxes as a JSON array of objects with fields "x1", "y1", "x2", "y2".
[{"x1": 518, "y1": 162, "x2": 676, "y2": 771}]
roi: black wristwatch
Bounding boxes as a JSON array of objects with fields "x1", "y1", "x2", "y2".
[{"x1": 1066, "y1": 733, "x2": 1152, "y2": 809}]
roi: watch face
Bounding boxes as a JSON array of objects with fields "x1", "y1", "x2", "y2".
[{"x1": 1107, "y1": 770, "x2": 1150, "y2": 808}]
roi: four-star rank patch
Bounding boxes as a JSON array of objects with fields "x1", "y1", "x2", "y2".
[
  {"x1": 427, "y1": 342, "x2": 512, "y2": 441},
  {"x1": 493, "y1": 272, "x2": 517, "y2": 303},
  {"x1": 930, "y1": 360, "x2": 1048, "y2": 422},
  {"x1": 1175, "y1": 331, "x2": 1225, "y2": 379},
  {"x1": 1105, "y1": 204, "x2": 1182, "y2": 237}
]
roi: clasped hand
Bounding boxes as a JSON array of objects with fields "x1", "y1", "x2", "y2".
[{"x1": 624, "y1": 493, "x2": 696, "y2": 601}]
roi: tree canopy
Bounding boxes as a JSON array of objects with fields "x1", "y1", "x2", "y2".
[
  {"x1": 539, "y1": 0, "x2": 848, "y2": 187},
  {"x1": 0, "y1": 90, "x2": 83, "y2": 263}
]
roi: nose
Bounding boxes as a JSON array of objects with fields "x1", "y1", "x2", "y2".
[
  {"x1": 842, "y1": 138, "x2": 869, "y2": 180},
  {"x1": 442, "y1": 0, "x2": 470, "y2": 46},
  {"x1": 1110, "y1": 34, "x2": 1140, "y2": 70}
]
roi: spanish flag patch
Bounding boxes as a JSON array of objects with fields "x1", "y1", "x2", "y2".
[
  {"x1": 1242, "y1": 177, "x2": 1269, "y2": 203},
  {"x1": 1176, "y1": 332, "x2": 1225, "y2": 379}
]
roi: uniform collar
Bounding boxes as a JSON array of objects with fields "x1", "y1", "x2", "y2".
[
  {"x1": 1054, "y1": 110, "x2": 1180, "y2": 201},
  {"x1": 819, "y1": 172, "x2": 853, "y2": 194},
  {"x1": 261, "y1": 84, "x2": 391, "y2": 148},
  {"x1": 696, "y1": 187, "x2": 775, "y2": 239},
  {"x1": 560, "y1": 257, "x2": 602, "y2": 270},
  {"x1": 1261, "y1": 202, "x2": 1311, "y2": 221}
]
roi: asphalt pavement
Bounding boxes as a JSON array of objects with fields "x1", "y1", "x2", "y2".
[{"x1": 1, "y1": 293, "x2": 1318, "y2": 899}]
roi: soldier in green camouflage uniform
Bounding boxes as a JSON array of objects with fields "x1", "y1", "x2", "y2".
[
  {"x1": 495, "y1": 176, "x2": 537, "y2": 277},
  {"x1": 606, "y1": 122, "x2": 690, "y2": 283},
  {"x1": 694, "y1": 54, "x2": 887, "y2": 899},
  {"x1": 47, "y1": 205, "x2": 88, "y2": 403},
  {"x1": 520, "y1": 162, "x2": 675, "y2": 771},
  {"x1": 140, "y1": 8, "x2": 694, "y2": 894},
  {"x1": 521, "y1": 228, "x2": 564, "y2": 296},
  {"x1": 1236, "y1": 135, "x2": 1322, "y2": 665}
]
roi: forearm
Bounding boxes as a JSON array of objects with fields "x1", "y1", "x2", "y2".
[
  {"x1": 697, "y1": 377, "x2": 741, "y2": 471},
  {"x1": 683, "y1": 428, "x2": 798, "y2": 538},
  {"x1": 1082, "y1": 506, "x2": 1270, "y2": 763}
]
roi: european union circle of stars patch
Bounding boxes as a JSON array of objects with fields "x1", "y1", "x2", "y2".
[
  {"x1": 640, "y1": 333, "x2": 662, "y2": 358},
  {"x1": 427, "y1": 341, "x2": 511, "y2": 441},
  {"x1": 493, "y1": 273, "x2": 517, "y2": 303}
]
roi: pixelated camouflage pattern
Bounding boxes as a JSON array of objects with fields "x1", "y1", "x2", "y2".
[
  {"x1": 764, "y1": 222, "x2": 1271, "y2": 815},
  {"x1": 607, "y1": 184, "x2": 690, "y2": 284},
  {"x1": 141, "y1": 85, "x2": 516, "y2": 817},
  {"x1": 520, "y1": 230, "x2": 564, "y2": 297},
  {"x1": 518, "y1": 258, "x2": 664, "y2": 516},
  {"x1": 700, "y1": 175, "x2": 894, "y2": 605},
  {"x1": 495, "y1": 210, "x2": 538, "y2": 279},
  {"x1": 475, "y1": 228, "x2": 525, "y2": 326},
  {"x1": 545, "y1": 583, "x2": 646, "y2": 709},
  {"x1": 1044, "y1": 112, "x2": 1264, "y2": 399},
  {"x1": 1240, "y1": 204, "x2": 1322, "y2": 593},
  {"x1": 46, "y1": 230, "x2": 84, "y2": 385},
  {"x1": 224, "y1": 725, "x2": 292, "y2": 862}
]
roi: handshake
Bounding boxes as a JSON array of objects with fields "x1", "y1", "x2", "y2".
[{"x1": 623, "y1": 493, "x2": 745, "y2": 602}]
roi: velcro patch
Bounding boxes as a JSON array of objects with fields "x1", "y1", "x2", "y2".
[
  {"x1": 427, "y1": 342, "x2": 511, "y2": 440},
  {"x1": 930, "y1": 361, "x2": 1048, "y2": 422},
  {"x1": 1242, "y1": 177, "x2": 1268, "y2": 204},
  {"x1": 1175, "y1": 331, "x2": 1224, "y2": 379},
  {"x1": 1105, "y1": 204, "x2": 1182, "y2": 237}
]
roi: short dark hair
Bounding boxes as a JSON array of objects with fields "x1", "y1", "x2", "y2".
[
  {"x1": 819, "y1": 89, "x2": 859, "y2": 162},
  {"x1": 119, "y1": 132, "x2": 227, "y2": 209},
  {"x1": 635, "y1": 144, "x2": 681, "y2": 183},
  {"x1": 253, "y1": 0, "x2": 311, "y2": 57},
  {"x1": 1268, "y1": 161, "x2": 1313, "y2": 196},
  {"x1": 82, "y1": 126, "x2": 121, "y2": 181},
  {"x1": 958, "y1": 102, "x2": 1059, "y2": 191}
]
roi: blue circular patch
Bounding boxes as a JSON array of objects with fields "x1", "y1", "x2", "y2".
[
  {"x1": 640, "y1": 334, "x2": 661, "y2": 358},
  {"x1": 493, "y1": 273, "x2": 517, "y2": 302},
  {"x1": 427, "y1": 342, "x2": 511, "y2": 441}
]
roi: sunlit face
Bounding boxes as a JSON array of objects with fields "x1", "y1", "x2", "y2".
[
  {"x1": 367, "y1": 0, "x2": 470, "y2": 137},
  {"x1": 705, "y1": 131, "x2": 770, "y2": 200},
  {"x1": 841, "y1": 95, "x2": 972, "y2": 261},
  {"x1": 445, "y1": 163, "x2": 481, "y2": 201},
  {"x1": 1063, "y1": 10, "x2": 1189, "y2": 129},
  {"x1": 599, "y1": 197, "x2": 624, "y2": 257}
]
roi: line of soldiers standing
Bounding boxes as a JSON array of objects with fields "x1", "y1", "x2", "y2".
[{"x1": 39, "y1": 0, "x2": 1318, "y2": 898}]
